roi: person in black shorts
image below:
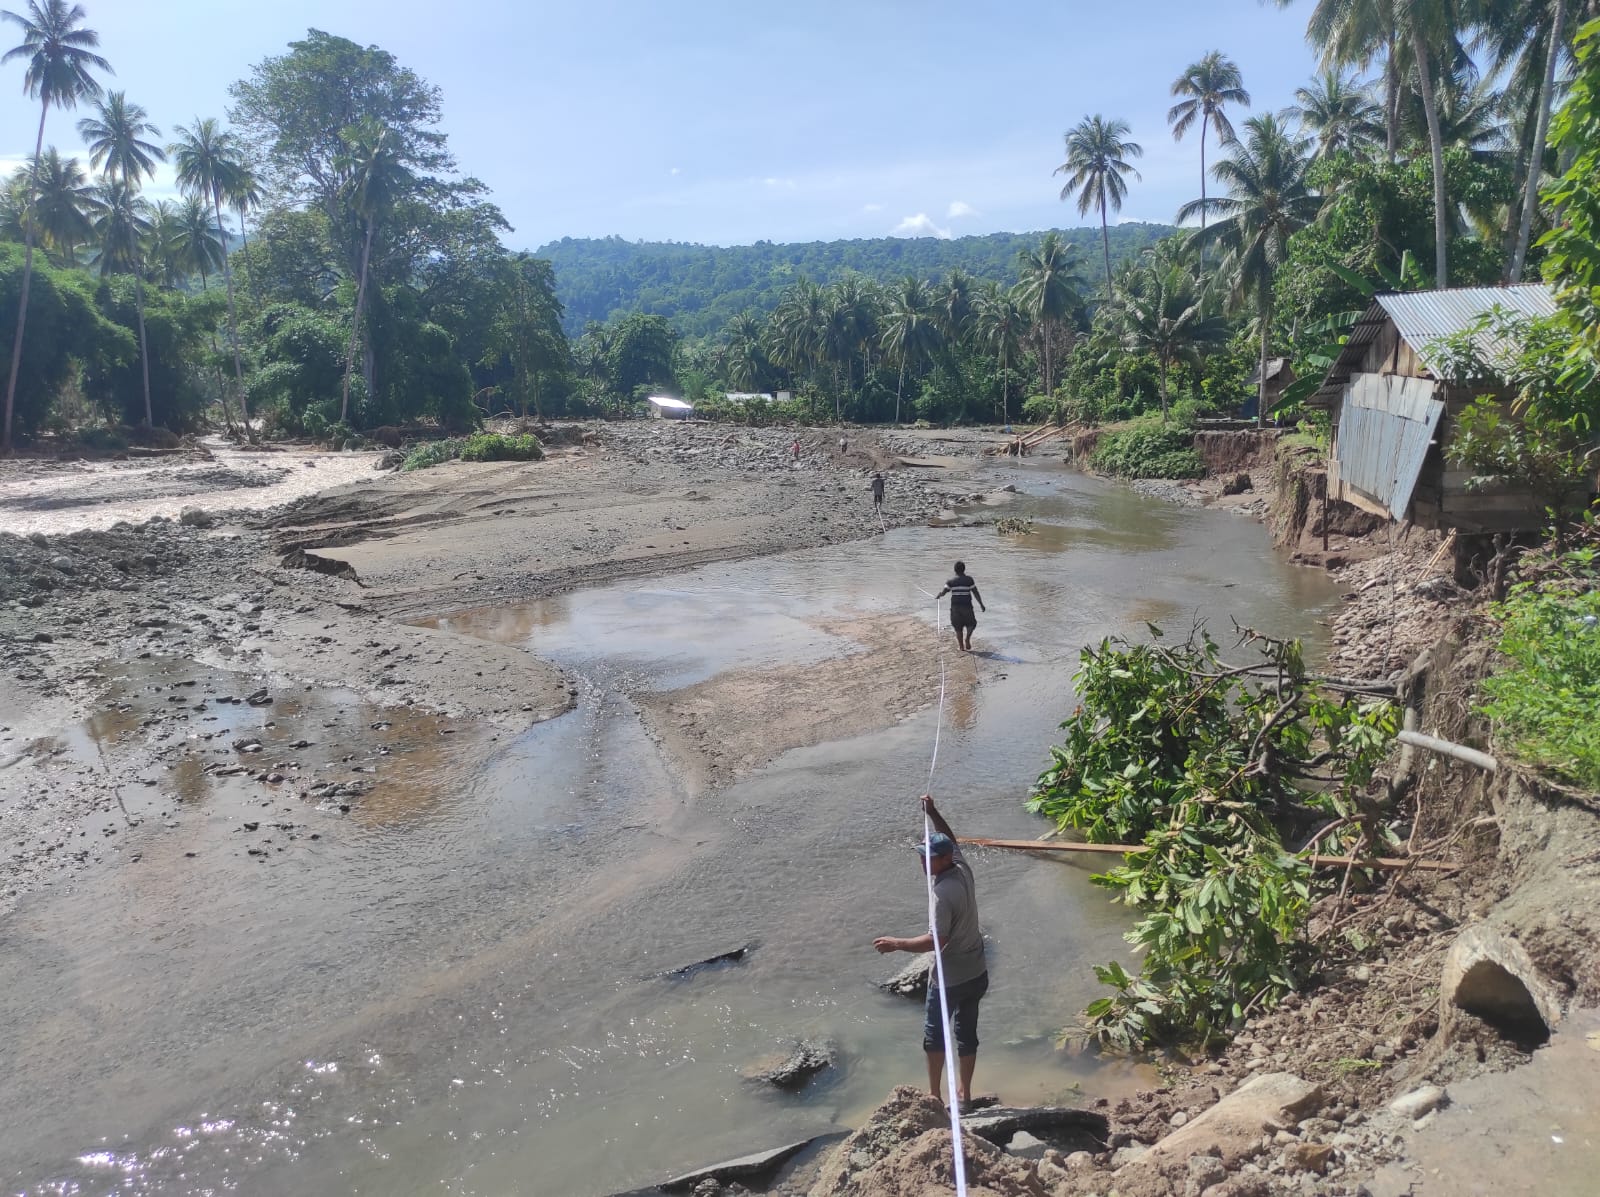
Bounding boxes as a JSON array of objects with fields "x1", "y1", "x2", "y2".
[
  {"x1": 936, "y1": 561, "x2": 985, "y2": 651},
  {"x1": 870, "y1": 472, "x2": 886, "y2": 515}
]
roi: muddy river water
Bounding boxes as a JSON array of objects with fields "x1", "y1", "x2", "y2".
[{"x1": 2, "y1": 462, "x2": 1340, "y2": 1195}]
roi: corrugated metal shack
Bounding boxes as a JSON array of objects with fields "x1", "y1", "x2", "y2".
[{"x1": 1310, "y1": 283, "x2": 1586, "y2": 532}]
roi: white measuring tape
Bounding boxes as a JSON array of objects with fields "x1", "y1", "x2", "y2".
[{"x1": 921, "y1": 589, "x2": 969, "y2": 1195}]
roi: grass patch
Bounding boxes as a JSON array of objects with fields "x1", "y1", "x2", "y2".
[
  {"x1": 1089, "y1": 418, "x2": 1205, "y2": 480},
  {"x1": 402, "y1": 432, "x2": 543, "y2": 471},
  {"x1": 1479, "y1": 545, "x2": 1600, "y2": 789}
]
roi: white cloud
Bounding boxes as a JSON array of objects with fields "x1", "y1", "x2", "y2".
[
  {"x1": 946, "y1": 200, "x2": 978, "y2": 219},
  {"x1": 761, "y1": 176, "x2": 796, "y2": 189},
  {"x1": 891, "y1": 213, "x2": 951, "y2": 239},
  {"x1": 669, "y1": 166, "x2": 681, "y2": 176},
  {"x1": 862, "y1": 202, "x2": 884, "y2": 213}
]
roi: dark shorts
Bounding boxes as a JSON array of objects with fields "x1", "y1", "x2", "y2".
[
  {"x1": 949, "y1": 605, "x2": 976, "y2": 632},
  {"x1": 923, "y1": 970, "x2": 988, "y2": 1056}
]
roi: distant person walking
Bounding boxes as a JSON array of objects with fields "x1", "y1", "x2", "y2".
[
  {"x1": 839, "y1": 435, "x2": 848, "y2": 454},
  {"x1": 791, "y1": 437, "x2": 801, "y2": 461},
  {"x1": 937, "y1": 561, "x2": 985, "y2": 652},
  {"x1": 874, "y1": 794, "x2": 988, "y2": 1110},
  {"x1": 870, "y1": 471, "x2": 886, "y2": 516}
]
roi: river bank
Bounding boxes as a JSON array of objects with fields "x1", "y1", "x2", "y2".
[{"x1": 4, "y1": 422, "x2": 1591, "y2": 1196}]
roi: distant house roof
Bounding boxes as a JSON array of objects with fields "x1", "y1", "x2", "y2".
[
  {"x1": 646, "y1": 395, "x2": 693, "y2": 410},
  {"x1": 1247, "y1": 358, "x2": 1291, "y2": 386},
  {"x1": 1313, "y1": 283, "x2": 1556, "y2": 405}
]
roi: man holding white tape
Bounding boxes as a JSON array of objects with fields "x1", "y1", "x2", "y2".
[{"x1": 873, "y1": 794, "x2": 989, "y2": 1110}]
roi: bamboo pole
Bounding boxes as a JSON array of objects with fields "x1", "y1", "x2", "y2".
[
  {"x1": 1395, "y1": 730, "x2": 1497, "y2": 772},
  {"x1": 959, "y1": 837, "x2": 1458, "y2": 872}
]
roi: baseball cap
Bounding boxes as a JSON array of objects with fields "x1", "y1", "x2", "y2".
[{"x1": 916, "y1": 833, "x2": 956, "y2": 859}]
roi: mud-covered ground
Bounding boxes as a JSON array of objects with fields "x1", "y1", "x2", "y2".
[{"x1": 0, "y1": 423, "x2": 1000, "y2": 916}]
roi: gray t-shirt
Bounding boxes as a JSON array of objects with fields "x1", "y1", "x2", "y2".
[{"x1": 932, "y1": 846, "x2": 986, "y2": 986}]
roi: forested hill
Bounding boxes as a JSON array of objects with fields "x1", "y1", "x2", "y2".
[{"x1": 533, "y1": 224, "x2": 1175, "y2": 338}]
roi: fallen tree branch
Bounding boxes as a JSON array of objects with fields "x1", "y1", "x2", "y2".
[
  {"x1": 1395, "y1": 730, "x2": 1498, "y2": 772},
  {"x1": 959, "y1": 837, "x2": 1458, "y2": 872}
]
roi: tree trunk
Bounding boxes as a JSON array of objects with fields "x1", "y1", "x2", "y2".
[
  {"x1": 1159, "y1": 359, "x2": 1170, "y2": 421},
  {"x1": 3, "y1": 101, "x2": 49, "y2": 453},
  {"x1": 1043, "y1": 321, "x2": 1054, "y2": 408},
  {"x1": 1199, "y1": 111, "x2": 1208, "y2": 232},
  {"x1": 341, "y1": 220, "x2": 375, "y2": 425},
  {"x1": 1001, "y1": 343, "x2": 1009, "y2": 427},
  {"x1": 128, "y1": 165, "x2": 154, "y2": 429},
  {"x1": 1100, "y1": 194, "x2": 1113, "y2": 296},
  {"x1": 1411, "y1": 32, "x2": 1450, "y2": 288},
  {"x1": 1257, "y1": 284, "x2": 1272, "y2": 431},
  {"x1": 196, "y1": 268, "x2": 237, "y2": 434},
  {"x1": 1510, "y1": 0, "x2": 1567, "y2": 282},
  {"x1": 895, "y1": 354, "x2": 905, "y2": 425},
  {"x1": 1385, "y1": 34, "x2": 1400, "y2": 163},
  {"x1": 238, "y1": 208, "x2": 261, "y2": 309},
  {"x1": 211, "y1": 185, "x2": 252, "y2": 440}
]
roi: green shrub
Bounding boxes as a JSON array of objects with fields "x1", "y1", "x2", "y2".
[
  {"x1": 1089, "y1": 420, "x2": 1206, "y2": 479},
  {"x1": 458, "y1": 432, "x2": 543, "y2": 462},
  {"x1": 1479, "y1": 545, "x2": 1600, "y2": 789},
  {"x1": 401, "y1": 432, "x2": 543, "y2": 471}
]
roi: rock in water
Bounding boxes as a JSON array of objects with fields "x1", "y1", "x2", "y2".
[
  {"x1": 179, "y1": 507, "x2": 216, "y2": 528},
  {"x1": 750, "y1": 1040, "x2": 836, "y2": 1090},
  {"x1": 877, "y1": 952, "x2": 934, "y2": 998}
]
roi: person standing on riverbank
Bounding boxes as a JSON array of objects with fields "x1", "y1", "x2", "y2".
[
  {"x1": 873, "y1": 795, "x2": 988, "y2": 1110},
  {"x1": 937, "y1": 561, "x2": 985, "y2": 652},
  {"x1": 870, "y1": 471, "x2": 885, "y2": 516}
]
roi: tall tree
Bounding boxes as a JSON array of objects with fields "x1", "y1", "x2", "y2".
[
  {"x1": 171, "y1": 117, "x2": 251, "y2": 434},
  {"x1": 1055, "y1": 114, "x2": 1144, "y2": 294},
  {"x1": 91, "y1": 175, "x2": 150, "y2": 276},
  {"x1": 227, "y1": 162, "x2": 265, "y2": 305},
  {"x1": 24, "y1": 147, "x2": 97, "y2": 263},
  {"x1": 879, "y1": 276, "x2": 941, "y2": 425},
  {"x1": 1168, "y1": 52, "x2": 1252, "y2": 230},
  {"x1": 975, "y1": 282, "x2": 1027, "y2": 426},
  {"x1": 720, "y1": 312, "x2": 771, "y2": 394},
  {"x1": 1114, "y1": 260, "x2": 1230, "y2": 418},
  {"x1": 143, "y1": 198, "x2": 186, "y2": 289},
  {"x1": 1288, "y1": 69, "x2": 1386, "y2": 158},
  {"x1": 79, "y1": 91, "x2": 164, "y2": 427},
  {"x1": 1504, "y1": 0, "x2": 1572, "y2": 279},
  {"x1": 0, "y1": 0, "x2": 109, "y2": 451},
  {"x1": 332, "y1": 117, "x2": 414, "y2": 423},
  {"x1": 1013, "y1": 232, "x2": 1083, "y2": 406},
  {"x1": 1179, "y1": 115, "x2": 1319, "y2": 427}
]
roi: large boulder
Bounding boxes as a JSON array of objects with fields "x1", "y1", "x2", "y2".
[{"x1": 1136, "y1": 1073, "x2": 1322, "y2": 1169}]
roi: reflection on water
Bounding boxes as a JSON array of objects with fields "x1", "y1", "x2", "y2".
[{"x1": 1, "y1": 464, "x2": 1342, "y2": 1196}]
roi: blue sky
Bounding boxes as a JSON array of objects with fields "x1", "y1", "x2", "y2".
[{"x1": 0, "y1": 0, "x2": 1327, "y2": 248}]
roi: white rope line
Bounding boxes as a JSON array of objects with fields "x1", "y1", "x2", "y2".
[{"x1": 921, "y1": 588, "x2": 968, "y2": 1195}]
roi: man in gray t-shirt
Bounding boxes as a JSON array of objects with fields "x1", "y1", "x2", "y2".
[{"x1": 873, "y1": 794, "x2": 989, "y2": 1109}]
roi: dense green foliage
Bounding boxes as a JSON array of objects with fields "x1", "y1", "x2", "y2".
[
  {"x1": 534, "y1": 225, "x2": 1173, "y2": 338},
  {"x1": 1089, "y1": 418, "x2": 1207, "y2": 479},
  {"x1": 1540, "y1": 18, "x2": 1600, "y2": 370},
  {"x1": 1480, "y1": 533, "x2": 1600, "y2": 790},
  {"x1": 400, "y1": 431, "x2": 542, "y2": 471},
  {"x1": 1028, "y1": 627, "x2": 1399, "y2": 1048}
]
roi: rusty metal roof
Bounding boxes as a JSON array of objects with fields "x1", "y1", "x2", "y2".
[{"x1": 1311, "y1": 283, "x2": 1556, "y2": 407}]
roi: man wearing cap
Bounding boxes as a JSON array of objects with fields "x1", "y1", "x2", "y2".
[{"x1": 873, "y1": 795, "x2": 988, "y2": 1110}]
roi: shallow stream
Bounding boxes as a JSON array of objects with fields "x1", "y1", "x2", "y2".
[{"x1": 1, "y1": 462, "x2": 1340, "y2": 1195}]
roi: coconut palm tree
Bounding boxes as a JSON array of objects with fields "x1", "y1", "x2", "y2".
[
  {"x1": 974, "y1": 283, "x2": 1027, "y2": 427},
  {"x1": 769, "y1": 277, "x2": 829, "y2": 413},
  {"x1": 143, "y1": 199, "x2": 186, "y2": 290},
  {"x1": 879, "y1": 277, "x2": 941, "y2": 425},
  {"x1": 171, "y1": 117, "x2": 251, "y2": 433},
  {"x1": 0, "y1": 0, "x2": 110, "y2": 451},
  {"x1": 28, "y1": 147, "x2": 97, "y2": 263},
  {"x1": 1114, "y1": 261, "x2": 1230, "y2": 420},
  {"x1": 173, "y1": 193, "x2": 224, "y2": 283},
  {"x1": 79, "y1": 91, "x2": 164, "y2": 426},
  {"x1": 227, "y1": 162, "x2": 264, "y2": 305},
  {"x1": 721, "y1": 312, "x2": 771, "y2": 394},
  {"x1": 1168, "y1": 52, "x2": 1252, "y2": 231},
  {"x1": 1179, "y1": 115, "x2": 1320, "y2": 428},
  {"x1": 1055, "y1": 115, "x2": 1143, "y2": 295},
  {"x1": 825, "y1": 274, "x2": 880, "y2": 416},
  {"x1": 1287, "y1": 69, "x2": 1386, "y2": 158},
  {"x1": 333, "y1": 117, "x2": 414, "y2": 424},
  {"x1": 92, "y1": 176, "x2": 150, "y2": 276},
  {"x1": 1013, "y1": 232, "x2": 1083, "y2": 406}
]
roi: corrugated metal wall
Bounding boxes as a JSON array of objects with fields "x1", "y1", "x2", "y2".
[{"x1": 1332, "y1": 374, "x2": 1445, "y2": 520}]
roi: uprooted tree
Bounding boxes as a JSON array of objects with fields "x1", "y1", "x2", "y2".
[{"x1": 1029, "y1": 623, "x2": 1399, "y2": 1049}]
